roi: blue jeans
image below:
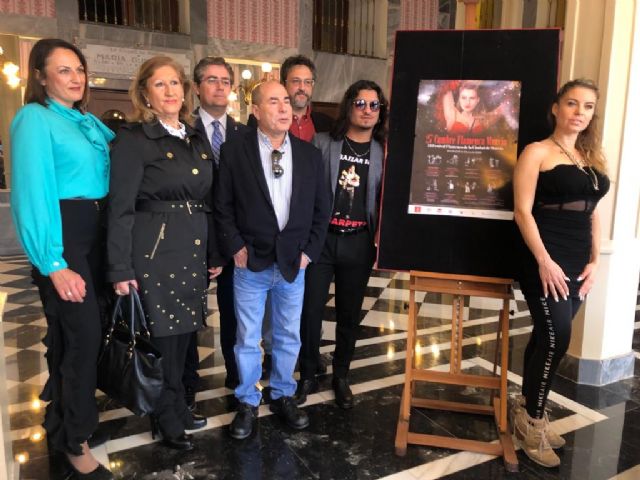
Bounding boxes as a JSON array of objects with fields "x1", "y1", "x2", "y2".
[{"x1": 233, "y1": 264, "x2": 305, "y2": 406}]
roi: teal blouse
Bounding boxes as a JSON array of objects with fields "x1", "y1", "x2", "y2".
[{"x1": 10, "y1": 99, "x2": 115, "y2": 275}]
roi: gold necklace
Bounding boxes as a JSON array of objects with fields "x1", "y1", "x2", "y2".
[{"x1": 549, "y1": 136, "x2": 599, "y2": 191}]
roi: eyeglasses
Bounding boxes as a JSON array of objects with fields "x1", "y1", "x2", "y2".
[
  {"x1": 352, "y1": 99, "x2": 382, "y2": 112},
  {"x1": 204, "y1": 76, "x2": 231, "y2": 87},
  {"x1": 271, "y1": 150, "x2": 284, "y2": 178},
  {"x1": 286, "y1": 78, "x2": 315, "y2": 87}
]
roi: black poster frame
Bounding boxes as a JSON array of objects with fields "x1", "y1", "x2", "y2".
[{"x1": 377, "y1": 29, "x2": 560, "y2": 278}]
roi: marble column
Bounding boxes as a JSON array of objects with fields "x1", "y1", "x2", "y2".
[
  {"x1": 0, "y1": 291, "x2": 16, "y2": 480},
  {"x1": 557, "y1": 0, "x2": 639, "y2": 385}
]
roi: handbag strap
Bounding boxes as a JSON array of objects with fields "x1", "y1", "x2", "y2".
[{"x1": 129, "y1": 288, "x2": 152, "y2": 338}]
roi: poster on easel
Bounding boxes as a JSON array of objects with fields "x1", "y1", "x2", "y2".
[
  {"x1": 408, "y1": 80, "x2": 521, "y2": 220},
  {"x1": 377, "y1": 29, "x2": 560, "y2": 277}
]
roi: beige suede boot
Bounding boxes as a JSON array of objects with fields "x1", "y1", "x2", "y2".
[
  {"x1": 513, "y1": 407, "x2": 561, "y2": 467},
  {"x1": 511, "y1": 395, "x2": 565, "y2": 449}
]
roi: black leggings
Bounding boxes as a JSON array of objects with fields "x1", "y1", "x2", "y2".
[
  {"x1": 521, "y1": 292, "x2": 582, "y2": 418},
  {"x1": 33, "y1": 199, "x2": 106, "y2": 455}
]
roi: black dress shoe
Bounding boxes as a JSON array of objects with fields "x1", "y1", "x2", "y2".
[
  {"x1": 184, "y1": 386, "x2": 196, "y2": 411},
  {"x1": 160, "y1": 433, "x2": 194, "y2": 451},
  {"x1": 332, "y1": 377, "x2": 354, "y2": 409},
  {"x1": 149, "y1": 416, "x2": 194, "y2": 451},
  {"x1": 230, "y1": 402, "x2": 258, "y2": 440},
  {"x1": 295, "y1": 378, "x2": 318, "y2": 405},
  {"x1": 185, "y1": 412, "x2": 207, "y2": 430},
  {"x1": 270, "y1": 396, "x2": 309, "y2": 430}
]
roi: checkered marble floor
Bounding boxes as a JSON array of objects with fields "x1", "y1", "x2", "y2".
[{"x1": 1, "y1": 255, "x2": 639, "y2": 480}]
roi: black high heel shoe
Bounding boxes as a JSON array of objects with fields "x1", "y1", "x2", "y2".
[
  {"x1": 65, "y1": 456, "x2": 113, "y2": 479},
  {"x1": 149, "y1": 415, "x2": 194, "y2": 451}
]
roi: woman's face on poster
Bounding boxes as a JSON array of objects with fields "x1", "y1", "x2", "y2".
[{"x1": 458, "y1": 88, "x2": 480, "y2": 113}]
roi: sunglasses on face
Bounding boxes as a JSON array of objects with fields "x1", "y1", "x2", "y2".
[
  {"x1": 271, "y1": 150, "x2": 284, "y2": 178},
  {"x1": 352, "y1": 99, "x2": 382, "y2": 112}
]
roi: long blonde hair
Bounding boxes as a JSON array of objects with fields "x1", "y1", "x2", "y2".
[
  {"x1": 550, "y1": 78, "x2": 606, "y2": 173},
  {"x1": 128, "y1": 56, "x2": 193, "y2": 125}
]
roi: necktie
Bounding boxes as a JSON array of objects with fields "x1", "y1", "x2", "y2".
[{"x1": 211, "y1": 120, "x2": 223, "y2": 164}]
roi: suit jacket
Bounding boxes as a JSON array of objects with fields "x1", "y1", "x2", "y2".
[
  {"x1": 214, "y1": 129, "x2": 331, "y2": 282},
  {"x1": 194, "y1": 111, "x2": 249, "y2": 265},
  {"x1": 194, "y1": 110, "x2": 249, "y2": 164},
  {"x1": 312, "y1": 132, "x2": 384, "y2": 235},
  {"x1": 247, "y1": 109, "x2": 333, "y2": 138}
]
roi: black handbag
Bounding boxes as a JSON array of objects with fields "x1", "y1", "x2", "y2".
[{"x1": 97, "y1": 289, "x2": 163, "y2": 416}]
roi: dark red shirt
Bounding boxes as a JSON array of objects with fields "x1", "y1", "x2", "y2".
[{"x1": 290, "y1": 105, "x2": 316, "y2": 142}]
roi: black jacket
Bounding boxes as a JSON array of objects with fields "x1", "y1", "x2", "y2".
[
  {"x1": 194, "y1": 112, "x2": 248, "y2": 163},
  {"x1": 214, "y1": 129, "x2": 331, "y2": 282},
  {"x1": 107, "y1": 121, "x2": 222, "y2": 336}
]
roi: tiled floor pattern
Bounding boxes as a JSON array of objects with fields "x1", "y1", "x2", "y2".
[{"x1": 1, "y1": 256, "x2": 639, "y2": 479}]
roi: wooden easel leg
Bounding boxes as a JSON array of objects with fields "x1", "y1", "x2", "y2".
[
  {"x1": 395, "y1": 287, "x2": 417, "y2": 456},
  {"x1": 499, "y1": 302, "x2": 510, "y2": 432}
]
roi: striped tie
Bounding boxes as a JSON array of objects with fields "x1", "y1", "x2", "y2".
[{"x1": 211, "y1": 120, "x2": 223, "y2": 164}]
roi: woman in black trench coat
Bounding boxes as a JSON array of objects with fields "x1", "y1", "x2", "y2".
[{"x1": 107, "y1": 56, "x2": 223, "y2": 451}]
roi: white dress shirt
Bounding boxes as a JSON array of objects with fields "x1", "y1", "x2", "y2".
[{"x1": 257, "y1": 128, "x2": 292, "y2": 232}]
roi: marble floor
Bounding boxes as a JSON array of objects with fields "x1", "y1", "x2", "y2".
[{"x1": 1, "y1": 255, "x2": 639, "y2": 480}]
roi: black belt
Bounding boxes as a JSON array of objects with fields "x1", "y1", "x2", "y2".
[
  {"x1": 135, "y1": 200, "x2": 210, "y2": 213},
  {"x1": 328, "y1": 225, "x2": 368, "y2": 236}
]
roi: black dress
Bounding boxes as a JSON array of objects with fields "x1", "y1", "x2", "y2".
[
  {"x1": 518, "y1": 164, "x2": 609, "y2": 296},
  {"x1": 107, "y1": 121, "x2": 223, "y2": 337}
]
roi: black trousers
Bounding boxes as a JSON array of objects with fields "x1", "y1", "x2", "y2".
[
  {"x1": 299, "y1": 231, "x2": 375, "y2": 380},
  {"x1": 33, "y1": 199, "x2": 106, "y2": 455},
  {"x1": 216, "y1": 263, "x2": 239, "y2": 382},
  {"x1": 521, "y1": 292, "x2": 582, "y2": 418},
  {"x1": 182, "y1": 331, "x2": 200, "y2": 390},
  {"x1": 151, "y1": 332, "x2": 192, "y2": 437}
]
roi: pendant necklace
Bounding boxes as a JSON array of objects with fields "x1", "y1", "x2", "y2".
[
  {"x1": 344, "y1": 136, "x2": 370, "y2": 158},
  {"x1": 549, "y1": 136, "x2": 599, "y2": 191}
]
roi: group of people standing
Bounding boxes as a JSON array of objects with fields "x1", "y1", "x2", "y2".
[{"x1": 8, "y1": 36, "x2": 608, "y2": 478}]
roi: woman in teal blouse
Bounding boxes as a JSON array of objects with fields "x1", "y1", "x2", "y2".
[{"x1": 10, "y1": 39, "x2": 114, "y2": 479}]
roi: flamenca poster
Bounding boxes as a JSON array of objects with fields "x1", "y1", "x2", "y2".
[{"x1": 408, "y1": 79, "x2": 521, "y2": 220}]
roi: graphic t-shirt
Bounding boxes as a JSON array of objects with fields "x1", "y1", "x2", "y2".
[{"x1": 330, "y1": 137, "x2": 370, "y2": 232}]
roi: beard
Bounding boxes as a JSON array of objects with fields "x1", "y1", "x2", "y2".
[{"x1": 292, "y1": 91, "x2": 310, "y2": 109}]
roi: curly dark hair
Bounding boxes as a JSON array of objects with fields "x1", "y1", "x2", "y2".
[
  {"x1": 330, "y1": 80, "x2": 387, "y2": 145},
  {"x1": 280, "y1": 55, "x2": 317, "y2": 84}
]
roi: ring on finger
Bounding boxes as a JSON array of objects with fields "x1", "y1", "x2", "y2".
[{"x1": 66, "y1": 291, "x2": 72, "y2": 297}]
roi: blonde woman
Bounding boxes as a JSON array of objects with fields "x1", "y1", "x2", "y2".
[
  {"x1": 107, "y1": 56, "x2": 222, "y2": 451},
  {"x1": 513, "y1": 79, "x2": 609, "y2": 467}
]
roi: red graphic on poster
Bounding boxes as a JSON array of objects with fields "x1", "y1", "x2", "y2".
[{"x1": 408, "y1": 80, "x2": 521, "y2": 220}]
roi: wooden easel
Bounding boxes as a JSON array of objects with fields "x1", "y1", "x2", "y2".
[{"x1": 394, "y1": 271, "x2": 518, "y2": 472}]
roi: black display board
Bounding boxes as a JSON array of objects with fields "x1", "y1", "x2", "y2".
[{"x1": 377, "y1": 29, "x2": 560, "y2": 278}]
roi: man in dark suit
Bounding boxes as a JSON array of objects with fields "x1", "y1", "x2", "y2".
[
  {"x1": 215, "y1": 81, "x2": 330, "y2": 439},
  {"x1": 182, "y1": 57, "x2": 248, "y2": 410},
  {"x1": 249, "y1": 55, "x2": 333, "y2": 376},
  {"x1": 295, "y1": 80, "x2": 387, "y2": 409}
]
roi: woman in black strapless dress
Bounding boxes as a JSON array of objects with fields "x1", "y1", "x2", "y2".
[{"x1": 512, "y1": 79, "x2": 609, "y2": 467}]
